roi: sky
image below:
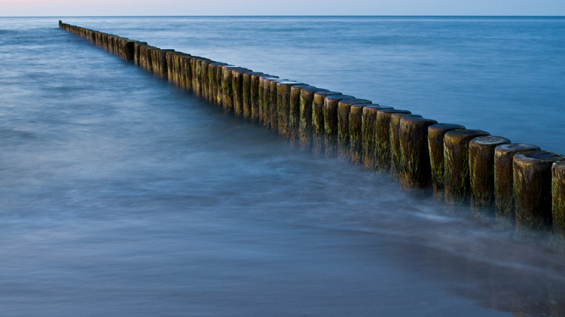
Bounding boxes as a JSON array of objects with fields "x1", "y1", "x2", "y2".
[{"x1": 1, "y1": 0, "x2": 564, "y2": 16}]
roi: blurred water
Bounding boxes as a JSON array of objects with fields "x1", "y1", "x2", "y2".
[{"x1": 0, "y1": 16, "x2": 564, "y2": 316}]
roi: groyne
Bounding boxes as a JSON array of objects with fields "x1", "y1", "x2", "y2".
[{"x1": 58, "y1": 21, "x2": 565, "y2": 241}]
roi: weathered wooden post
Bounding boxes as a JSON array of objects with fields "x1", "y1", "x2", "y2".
[
  {"x1": 513, "y1": 151, "x2": 564, "y2": 231},
  {"x1": 337, "y1": 99, "x2": 372, "y2": 160},
  {"x1": 361, "y1": 106, "x2": 393, "y2": 169},
  {"x1": 250, "y1": 73, "x2": 270, "y2": 122},
  {"x1": 242, "y1": 72, "x2": 263, "y2": 119},
  {"x1": 232, "y1": 67, "x2": 252, "y2": 117},
  {"x1": 428, "y1": 123, "x2": 466, "y2": 200},
  {"x1": 494, "y1": 143, "x2": 540, "y2": 226},
  {"x1": 443, "y1": 129, "x2": 490, "y2": 204},
  {"x1": 277, "y1": 81, "x2": 305, "y2": 138},
  {"x1": 259, "y1": 75, "x2": 280, "y2": 128},
  {"x1": 553, "y1": 161, "x2": 565, "y2": 241},
  {"x1": 469, "y1": 136, "x2": 511, "y2": 211},
  {"x1": 312, "y1": 91, "x2": 343, "y2": 154},
  {"x1": 376, "y1": 109, "x2": 411, "y2": 172},
  {"x1": 298, "y1": 87, "x2": 328, "y2": 150},
  {"x1": 399, "y1": 117, "x2": 438, "y2": 189},
  {"x1": 323, "y1": 95, "x2": 357, "y2": 158},
  {"x1": 289, "y1": 85, "x2": 314, "y2": 143},
  {"x1": 390, "y1": 113, "x2": 422, "y2": 180}
]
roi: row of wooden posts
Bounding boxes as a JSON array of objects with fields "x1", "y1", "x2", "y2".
[{"x1": 59, "y1": 21, "x2": 565, "y2": 239}]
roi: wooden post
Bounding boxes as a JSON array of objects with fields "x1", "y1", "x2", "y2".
[
  {"x1": 494, "y1": 143, "x2": 540, "y2": 226},
  {"x1": 376, "y1": 109, "x2": 411, "y2": 172},
  {"x1": 443, "y1": 129, "x2": 490, "y2": 204},
  {"x1": 553, "y1": 161, "x2": 565, "y2": 240},
  {"x1": 469, "y1": 136, "x2": 511, "y2": 211},
  {"x1": 337, "y1": 99, "x2": 372, "y2": 160},
  {"x1": 323, "y1": 95, "x2": 356, "y2": 158},
  {"x1": 514, "y1": 151, "x2": 564, "y2": 231},
  {"x1": 428, "y1": 123, "x2": 466, "y2": 200},
  {"x1": 390, "y1": 113, "x2": 422, "y2": 180},
  {"x1": 399, "y1": 117, "x2": 438, "y2": 189},
  {"x1": 312, "y1": 91, "x2": 343, "y2": 154},
  {"x1": 298, "y1": 87, "x2": 329, "y2": 150},
  {"x1": 277, "y1": 81, "x2": 305, "y2": 138}
]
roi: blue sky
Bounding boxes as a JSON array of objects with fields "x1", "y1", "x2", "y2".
[{"x1": 1, "y1": 0, "x2": 565, "y2": 16}]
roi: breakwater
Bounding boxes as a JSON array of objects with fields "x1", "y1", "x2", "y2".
[{"x1": 58, "y1": 21, "x2": 565, "y2": 240}]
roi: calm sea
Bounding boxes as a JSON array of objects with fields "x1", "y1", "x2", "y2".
[{"x1": 0, "y1": 16, "x2": 564, "y2": 316}]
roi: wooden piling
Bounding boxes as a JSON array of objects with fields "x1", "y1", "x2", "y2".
[
  {"x1": 323, "y1": 95, "x2": 356, "y2": 158},
  {"x1": 250, "y1": 73, "x2": 269, "y2": 121},
  {"x1": 428, "y1": 124, "x2": 466, "y2": 200},
  {"x1": 376, "y1": 109, "x2": 411, "y2": 172},
  {"x1": 242, "y1": 72, "x2": 263, "y2": 119},
  {"x1": 469, "y1": 136, "x2": 511, "y2": 211},
  {"x1": 259, "y1": 75, "x2": 280, "y2": 129},
  {"x1": 312, "y1": 91, "x2": 343, "y2": 154},
  {"x1": 553, "y1": 161, "x2": 565, "y2": 240},
  {"x1": 390, "y1": 113, "x2": 422, "y2": 180},
  {"x1": 232, "y1": 67, "x2": 252, "y2": 117},
  {"x1": 443, "y1": 129, "x2": 490, "y2": 204},
  {"x1": 399, "y1": 117, "x2": 438, "y2": 189},
  {"x1": 289, "y1": 85, "x2": 314, "y2": 143},
  {"x1": 494, "y1": 143, "x2": 541, "y2": 225},
  {"x1": 362, "y1": 106, "x2": 394, "y2": 169},
  {"x1": 298, "y1": 87, "x2": 328, "y2": 149},
  {"x1": 337, "y1": 99, "x2": 372, "y2": 160},
  {"x1": 277, "y1": 81, "x2": 305, "y2": 138},
  {"x1": 513, "y1": 151, "x2": 564, "y2": 231}
]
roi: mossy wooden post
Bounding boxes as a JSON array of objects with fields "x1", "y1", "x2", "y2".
[
  {"x1": 231, "y1": 68, "x2": 252, "y2": 117},
  {"x1": 513, "y1": 151, "x2": 564, "y2": 232},
  {"x1": 553, "y1": 161, "x2": 565, "y2": 241},
  {"x1": 376, "y1": 109, "x2": 411, "y2": 172},
  {"x1": 298, "y1": 87, "x2": 328, "y2": 150},
  {"x1": 134, "y1": 42, "x2": 147, "y2": 66},
  {"x1": 337, "y1": 99, "x2": 372, "y2": 160},
  {"x1": 443, "y1": 129, "x2": 490, "y2": 204},
  {"x1": 494, "y1": 143, "x2": 541, "y2": 226},
  {"x1": 289, "y1": 85, "x2": 313, "y2": 143},
  {"x1": 469, "y1": 136, "x2": 511, "y2": 211},
  {"x1": 206, "y1": 62, "x2": 227, "y2": 104},
  {"x1": 220, "y1": 65, "x2": 236, "y2": 112},
  {"x1": 399, "y1": 117, "x2": 438, "y2": 189},
  {"x1": 242, "y1": 72, "x2": 263, "y2": 120},
  {"x1": 428, "y1": 123, "x2": 466, "y2": 199},
  {"x1": 250, "y1": 73, "x2": 269, "y2": 121},
  {"x1": 350, "y1": 105, "x2": 368, "y2": 164},
  {"x1": 277, "y1": 81, "x2": 305, "y2": 138},
  {"x1": 323, "y1": 95, "x2": 356, "y2": 158},
  {"x1": 390, "y1": 113, "x2": 422, "y2": 180},
  {"x1": 312, "y1": 91, "x2": 342, "y2": 154},
  {"x1": 269, "y1": 79, "x2": 291, "y2": 133},
  {"x1": 259, "y1": 75, "x2": 278, "y2": 128},
  {"x1": 362, "y1": 106, "x2": 393, "y2": 169}
]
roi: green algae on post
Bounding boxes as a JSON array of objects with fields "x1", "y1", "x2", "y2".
[
  {"x1": 399, "y1": 117, "x2": 438, "y2": 189},
  {"x1": 337, "y1": 99, "x2": 372, "y2": 160},
  {"x1": 277, "y1": 81, "x2": 305, "y2": 139},
  {"x1": 299, "y1": 87, "x2": 328, "y2": 150},
  {"x1": 494, "y1": 143, "x2": 541, "y2": 226},
  {"x1": 376, "y1": 109, "x2": 411, "y2": 172},
  {"x1": 242, "y1": 72, "x2": 263, "y2": 120},
  {"x1": 443, "y1": 129, "x2": 490, "y2": 204},
  {"x1": 362, "y1": 106, "x2": 393, "y2": 169},
  {"x1": 312, "y1": 91, "x2": 343, "y2": 154},
  {"x1": 513, "y1": 151, "x2": 565, "y2": 232},
  {"x1": 428, "y1": 123, "x2": 466, "y2": 199},
  {"x1": 289, "y1": 85, "x2": 313, "y2": 143},
  {"x1": 390, "y1": 113, "x2": 422, "y2": 181},
  {"x1": 469, "y1": 136, "x2": 511, "y2": 211},
  {"x1": 553, "y1": 161, "x2": 565, "y2": 240},
  {"x1": 323, "y1": 95, "x2": 356, "y2": 158}
]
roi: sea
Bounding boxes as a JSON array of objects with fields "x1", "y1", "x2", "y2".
[{"x1": 0, "y1": 16, "x2": 564, "y2": 316}]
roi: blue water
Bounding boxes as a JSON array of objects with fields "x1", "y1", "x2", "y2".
[{"x1": 0, "y1": 16, "x2": 564, "y2": 316}]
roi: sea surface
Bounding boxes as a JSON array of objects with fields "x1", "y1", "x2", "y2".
[{"x1": 0, "y1": 16, "x2": 564, "y2": 316}]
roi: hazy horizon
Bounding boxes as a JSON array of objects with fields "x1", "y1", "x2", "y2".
[{"x1": 1, "y1": 0, "x2": 564, "y2": 17}]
